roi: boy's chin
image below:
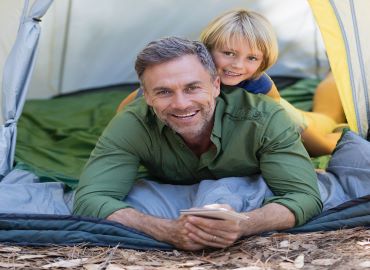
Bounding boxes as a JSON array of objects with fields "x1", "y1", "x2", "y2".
[{"x1": 220, "y1": 78, "x2": 243, "y2": 86}]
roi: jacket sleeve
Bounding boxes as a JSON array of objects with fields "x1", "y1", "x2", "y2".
[{"x1": 257, "y1": 107, "x2": 323, "y2": 226}]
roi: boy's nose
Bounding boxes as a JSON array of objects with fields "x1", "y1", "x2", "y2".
[{"x1": 231, "y1": 58, "x2": 244, "y2": 69}]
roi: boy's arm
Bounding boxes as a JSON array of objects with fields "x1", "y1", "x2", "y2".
[
  {"x1": 116, "y1": 88, "x2": 140, "y2": 112},
  {"x1": 265, "y1": 83, "x2": 281, "y2": 101}
]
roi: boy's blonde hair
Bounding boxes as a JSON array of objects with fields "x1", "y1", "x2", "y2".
[{"x1": 200, "y1": 9, "x2": 278, "y2": 79}]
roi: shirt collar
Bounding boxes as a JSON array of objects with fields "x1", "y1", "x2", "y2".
[
  {"x1": 211, "y1": 98, "x2": 224, "y2": 139},
  {"x1": 147, "y1": 107, "x2": 167, "y2": 133}
]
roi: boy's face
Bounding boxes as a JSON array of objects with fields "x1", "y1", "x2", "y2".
[{"x1": 211, "y1": 37, "x2": 263, "y2": 86}]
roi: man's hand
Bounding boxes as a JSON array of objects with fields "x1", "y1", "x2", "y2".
[
  {"x1": 184, "y1": 203, "x2": 295, "y2": 248},
  {"x1": 107, "y1": 203, "x2": 295, "y2": 250},
  {"x1": 107, "y1": 208, "x2": 206, "y2": 250},
  {"x1": 184, "y1": 216, "x2": 244, "y2": 248}
]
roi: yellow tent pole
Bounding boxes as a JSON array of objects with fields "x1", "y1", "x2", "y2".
[{"x1": 308, "y1": 0, "x2": 358, "y2": 132}]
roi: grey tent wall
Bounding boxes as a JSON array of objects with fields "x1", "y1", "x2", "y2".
[{"x1": 0, "y1": 0, "x2": 54, "y2": 179}]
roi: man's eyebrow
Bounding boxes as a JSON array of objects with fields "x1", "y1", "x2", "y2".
[
  {"x1": 185, "y1": 81, "x2": 203, "y2": 87},
  {"x1": 152, "y1": 86, "x2": 171, "y2": 92}
]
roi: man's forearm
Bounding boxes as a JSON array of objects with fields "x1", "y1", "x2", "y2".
[
  {"x1": 107, "y1": 208, "x2": 206, "y2": 250},
  {"x1": 107, "y1": 208, "x2": 174, "y2": 242},
  {"x1": 240, "y1": 203, "x2": 295, "y2": 236}
]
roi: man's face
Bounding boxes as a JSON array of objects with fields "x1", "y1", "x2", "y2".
[{"x1": 142, "y1": 55, "x2": 220, "y2": 139}]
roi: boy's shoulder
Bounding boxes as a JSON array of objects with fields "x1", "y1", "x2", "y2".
[
  {"x1": 237, "y1": 73, "x2": 273, "y2": 94},
  {"x1": 114, "y1": 97, "x2": 158, "y2": 128},
  {"x1": 221, "y1": 86, "x2": 280, "y2": 110},
  {"x1": 219, "y1": 86, "x2": 285, "y2": 124}
]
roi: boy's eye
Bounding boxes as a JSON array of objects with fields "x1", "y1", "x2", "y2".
[
  {"x1": 223, "y1": 51, "x2": 235, "y2": 57},
  {"x1": 248, "y1": 56, "x2": 259, "y2": 61}
]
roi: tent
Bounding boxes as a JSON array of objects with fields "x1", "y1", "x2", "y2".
[
  {"x1": 309, "y1": 0, "x2": 370, "y2": 139},
  {"x1": 0, "y1": 0, "x2": 369, "y2": 249}
]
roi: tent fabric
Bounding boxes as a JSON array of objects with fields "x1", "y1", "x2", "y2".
[
  {"x1": 16, "y1": 0, "x2": 328, "y2": 98},
  {"x1": 0, "y1": 0, "x2": 53, "y2": 179},
  {"x1": 308, "y1": 0, "x2": 370, "y2": 138}
]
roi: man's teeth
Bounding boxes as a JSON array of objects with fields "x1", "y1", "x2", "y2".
[
  {"x1": 173, "y1": 112, "x2": 197, "y2": 118},
  {"x1": 225, "y1": 70, "x2": 242, "y2": 76}
]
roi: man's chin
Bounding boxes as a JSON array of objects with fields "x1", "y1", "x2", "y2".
[{"x1": 169, "y1": 124, "x2": 204, "y2": 138}]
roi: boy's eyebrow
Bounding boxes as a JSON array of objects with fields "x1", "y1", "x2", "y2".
[{"x1": 221, "y1": 46, "x2": 236, "y2": 51}]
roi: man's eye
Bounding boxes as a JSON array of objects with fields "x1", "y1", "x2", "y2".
[
  {"x1": 187, "y1": 86, "x2": 200, "y2": 92},
  {"x1": 156, "y1": 90, "x2": 170, "y2": 96}
]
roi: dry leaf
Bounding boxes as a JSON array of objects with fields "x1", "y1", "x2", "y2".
[
  {"x1": 294, "y1": 254, "x2": 304, "y2": 269},
  {"x1": 233, "y1": 267, "x2": 263, "y2": 270},
  {"x1": 357, "y1": 241, "x2": 370, "y2": 249},
  {"x1": 177, "y1": 260, "x2": 204, "y2": 267},
  {"x1": 290, "y1": 241, "x2": 300, "y2": 250},
  {"x1": 358, "y1": 261, "x2": 370, "y2": 268},
  {"x1": 256, "y1": 238, "x2": 270, "y2": 245},
  {"x1": 83, "y1": 264, "x2": 100, "y2": 270},
  {"x1": 106, "y1": 264, "x2": 126, "y2": 270},
  {"x1": 278, "y1": 262, "x2": 296, "y2": 269},
  {"x1": 124, "y1": 266, "x2": 146, "y2": 270},
  {"x1": 42, "y1": 258, "x2": 89, "y2": 268},
  {"x1": 253, "y1": 251, "x2": 263, "y2": 260},
  {"x1": 173, "y1": 249, "x2": 181, "y2": 256},
  {"x1": 189, "y1": 267, "x2": 207, "y2": 270},
  {"x1": 0, "y1": 262, "x2": 26, "y2": 268},
  {"x1": 311, "y1": 258, "x2": 339, "y2": 266},
  {"x1": 279, "y1": 240, "x2": 290, "y2": 248},
  {"x1": 0, "y1": 246, "x2": 22, "y2": 252},
  {"x1": 17, "y1": 254, "x2": 47, "y2": 260},
  {"x1": 141, "y1": 261, "x2": 164, "y2": 267},
  {"x1": 300, "y1": 243, "x2": 318, "y2": 250}
]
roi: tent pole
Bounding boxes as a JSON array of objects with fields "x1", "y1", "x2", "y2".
[{"x1": 57, "y1": 0, "x2": 72, "y2": 94}]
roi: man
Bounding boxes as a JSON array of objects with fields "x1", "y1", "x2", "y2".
[{"x1": 73, "y1": 37, "x2": 322, "y2": 250}]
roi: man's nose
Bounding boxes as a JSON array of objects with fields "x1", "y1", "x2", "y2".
[{"x1": 171, "y1": 92, "x2": 191, "y2": 109}]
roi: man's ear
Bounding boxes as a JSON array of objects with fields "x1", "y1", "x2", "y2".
[{"x1": 212, "y1": 76, "x2": 221, "y2": 98}]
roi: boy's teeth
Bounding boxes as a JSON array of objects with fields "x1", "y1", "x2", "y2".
[{"x1": 225, "y1": 70, "x2": 241, "y2": 76}]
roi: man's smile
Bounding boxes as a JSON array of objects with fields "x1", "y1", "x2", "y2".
[{"x1": 170, "y1": 110, "x2": 199, "y2": 119}]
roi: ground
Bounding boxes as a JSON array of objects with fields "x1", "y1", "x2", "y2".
[{"x1": 0, "y1": 228, "x2": 369, "y2": 269}]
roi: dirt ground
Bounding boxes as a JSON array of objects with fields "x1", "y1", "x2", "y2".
[{"x1": 0, "y1": 227, "x2": 369, "y2": 270}]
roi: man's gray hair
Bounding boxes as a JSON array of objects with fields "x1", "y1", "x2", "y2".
[{"x1": 135, "y1": 36, "x2": 218, "y2": 81}]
